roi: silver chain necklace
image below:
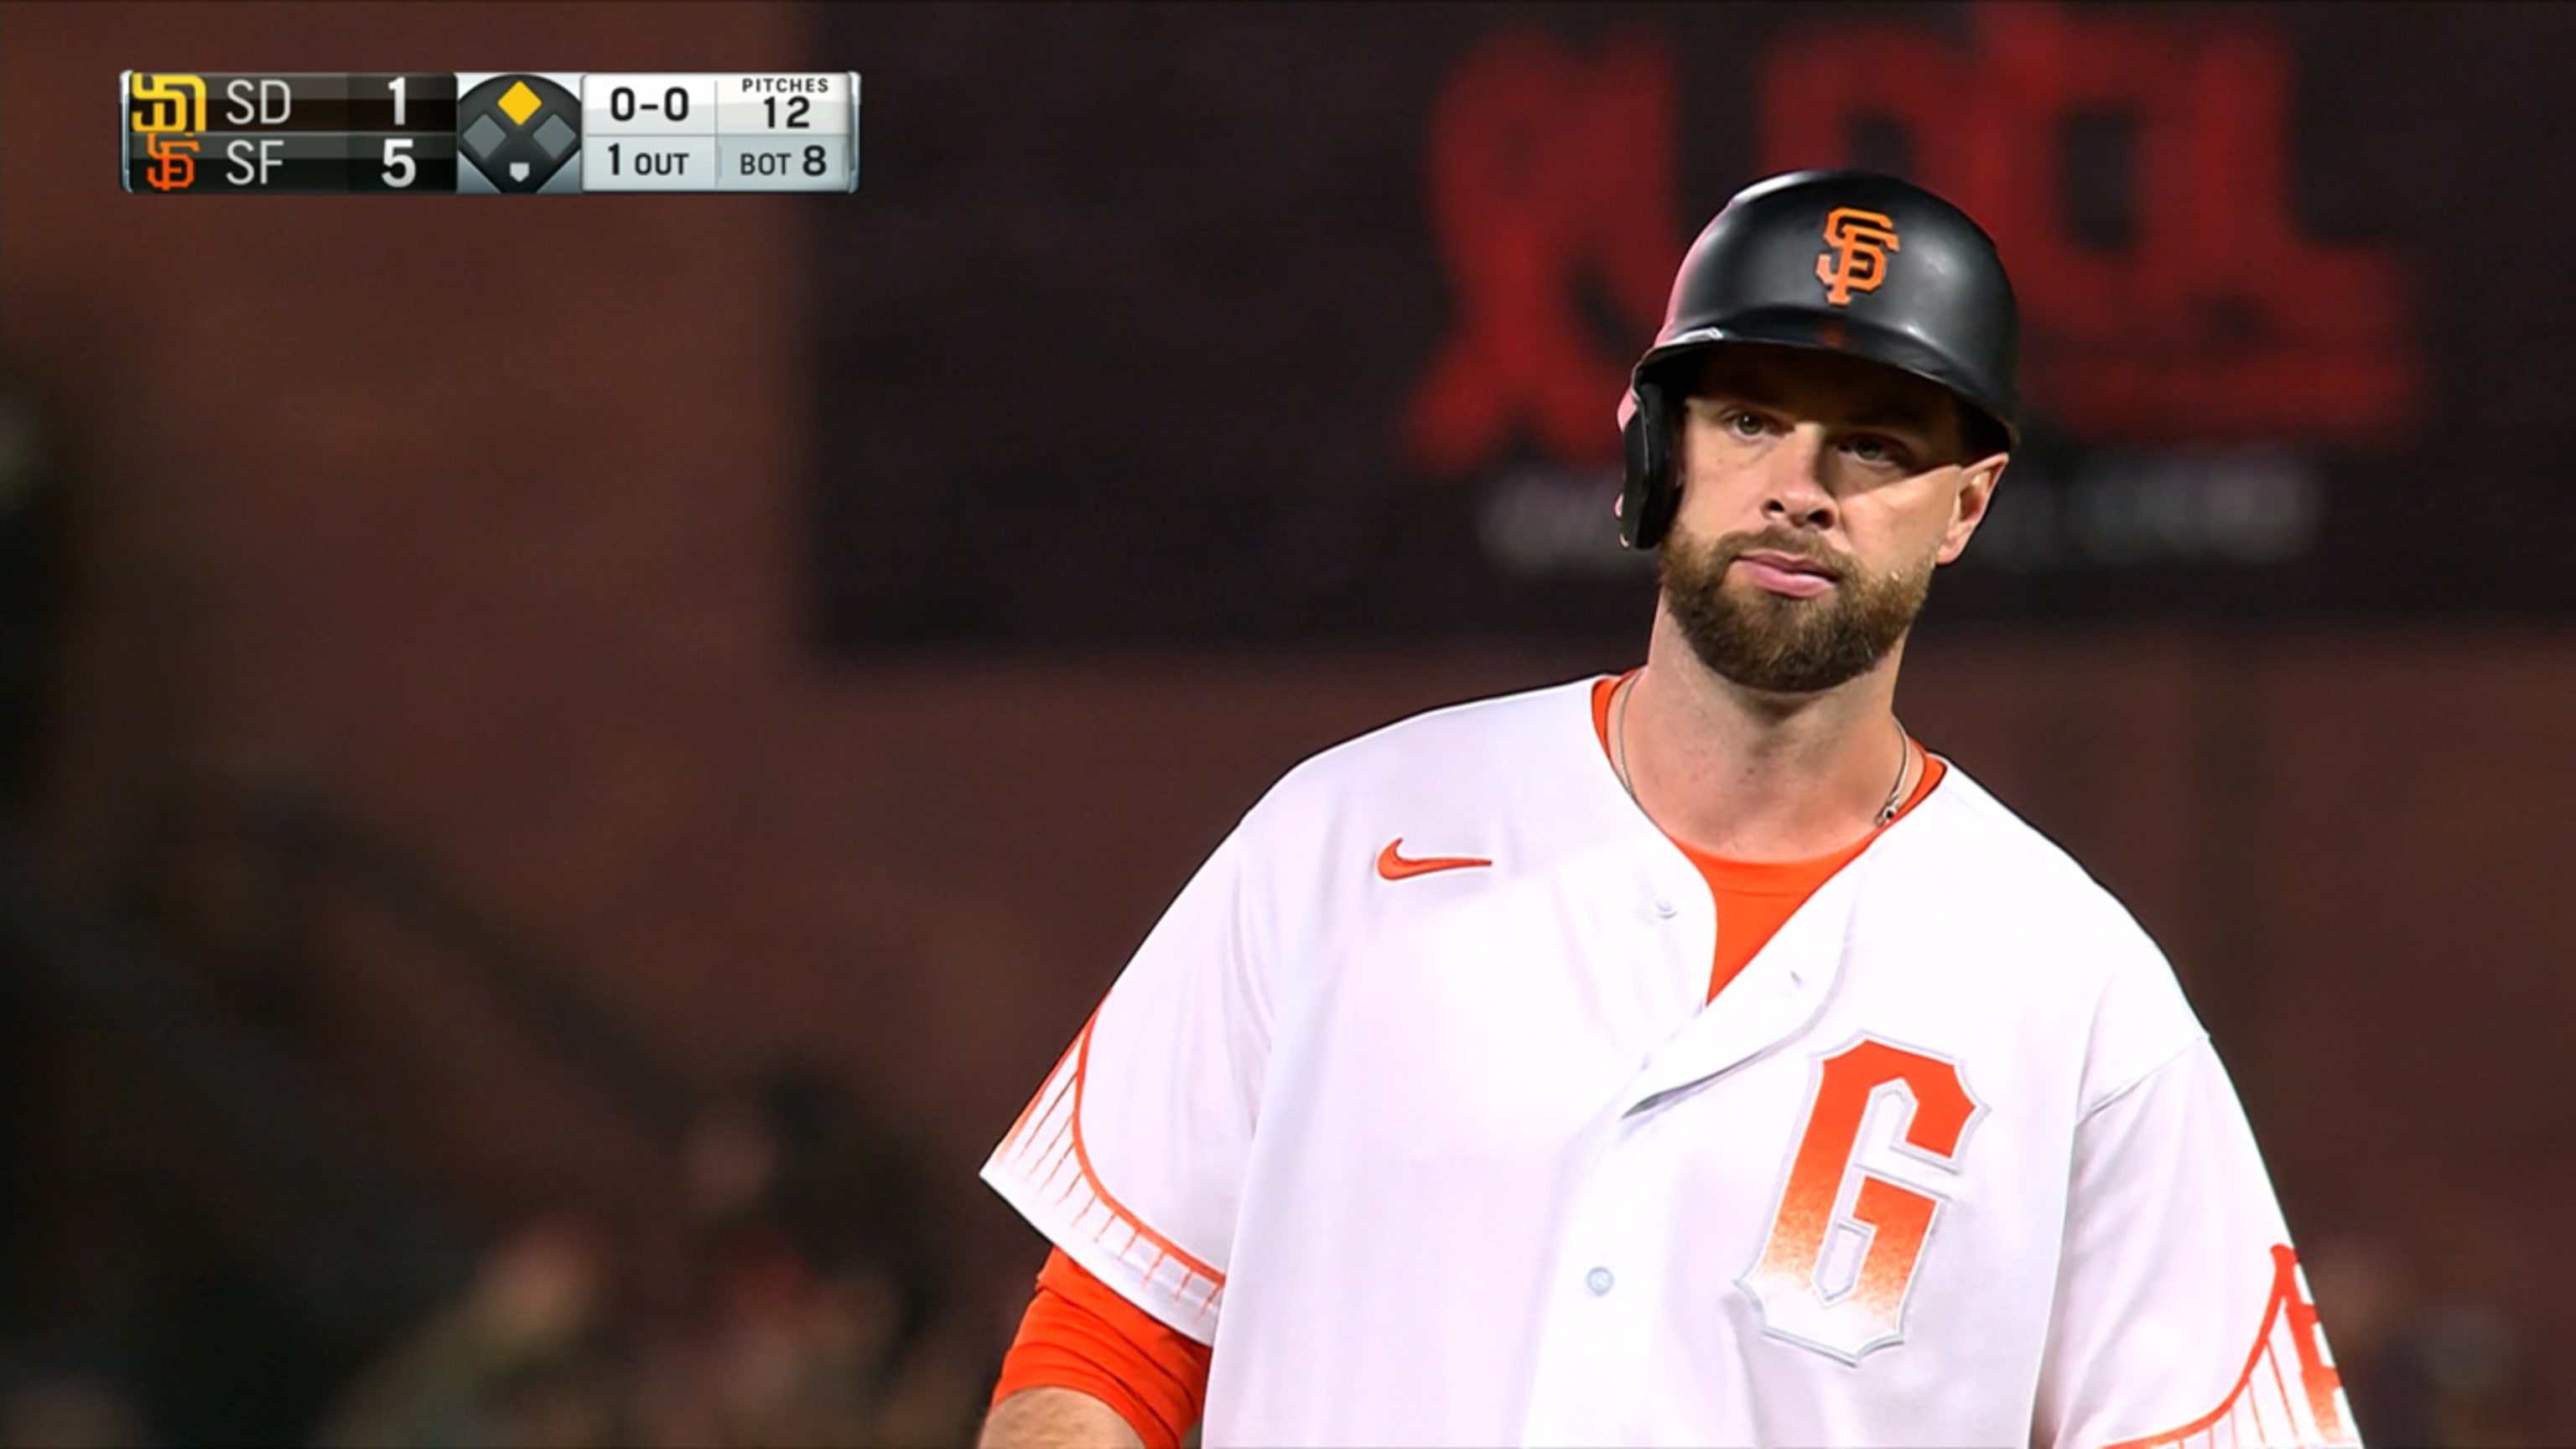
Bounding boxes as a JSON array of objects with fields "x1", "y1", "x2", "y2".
[{"x1": 1610, "y1": 673, "x2": 1914, "y2": 828}]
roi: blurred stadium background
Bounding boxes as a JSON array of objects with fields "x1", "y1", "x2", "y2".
[{"x1": 4, "y1": 2, "x2": 2573, "y2": 1442}]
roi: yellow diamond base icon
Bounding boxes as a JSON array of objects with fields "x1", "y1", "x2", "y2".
[{"x1": 497, "y1": 80, "x2": 543, "y2": 126}]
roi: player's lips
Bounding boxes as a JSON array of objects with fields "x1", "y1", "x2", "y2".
[{"x1": 1732, "y1": 550, "x2": 1842, "y2": 599}]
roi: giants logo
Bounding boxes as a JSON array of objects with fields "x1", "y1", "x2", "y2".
[
  {"x1": 1815, "y1": 206, "x2": 1901, "y2": 306},
  {"x1": 1740, "y1": 1036, "x2": 1977, "y2": 1363}
]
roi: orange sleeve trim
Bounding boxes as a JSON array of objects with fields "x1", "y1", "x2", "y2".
[
  {"x1": 993, "y1": 1249, "x2": 1213, "y2": 1449},
  {"x1": 990, "y1": 1012, "x2": 1228, "y2": 1317},
  {"x1": 1067, "y1": 1015, "x2": 1227, "y2": 1295}
]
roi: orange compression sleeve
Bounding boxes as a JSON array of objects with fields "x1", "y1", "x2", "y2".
[{"x1": 990, "y1": 1248, "x2": 1213, "y2": 1449}]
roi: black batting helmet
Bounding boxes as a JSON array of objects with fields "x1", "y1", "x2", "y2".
[{"x1": 1616, "y1": 169, "x2": 2020, "y2": 550}]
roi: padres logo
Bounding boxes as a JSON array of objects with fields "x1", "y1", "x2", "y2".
[{"x1": 1815, "y1": 206, "x2": 1902, "y2": 306}]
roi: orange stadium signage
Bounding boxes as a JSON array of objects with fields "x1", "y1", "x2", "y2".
[{"x1": 1403, "y1": 2, "x2": 2415, "y2": 479}]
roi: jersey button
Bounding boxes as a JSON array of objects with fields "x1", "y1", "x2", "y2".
[
  {"x1": 1585, "y1": 1266, "x2": 1614, "y2": 1296},
  {"x1": 1651, "y1": 898, "x2": 1676, "y2": 919}
]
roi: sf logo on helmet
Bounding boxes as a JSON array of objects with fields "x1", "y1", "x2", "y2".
[{"x1": 1815, "y1": 206, "x2": 1903, "y2": 306}]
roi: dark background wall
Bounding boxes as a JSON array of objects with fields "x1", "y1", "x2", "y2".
[{"x1": 3, "y1": 3, "x2": 2571, "y2": 1443}]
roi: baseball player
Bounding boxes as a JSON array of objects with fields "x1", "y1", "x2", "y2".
[{"x1": 978, "y1": 171, "x2": 2358, "y2": 1448}]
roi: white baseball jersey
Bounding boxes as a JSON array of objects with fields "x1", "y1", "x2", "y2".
[{"x1": 984, "y1": 677, "x2": 2356, "y2": 1447}]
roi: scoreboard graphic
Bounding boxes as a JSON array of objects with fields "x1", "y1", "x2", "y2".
[{"x1": 122, "y1": 72, "x2": 860, "y2": 194}]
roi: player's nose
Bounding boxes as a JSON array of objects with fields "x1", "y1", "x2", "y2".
[{"x1": 1758, "y1": 424, "x2": 1837, "y2": 528}]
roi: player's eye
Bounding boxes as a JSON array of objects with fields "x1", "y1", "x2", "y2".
[
  {"x1": 1724, "y1": 409, "x2": 1770, "y2": 439},
  {"x1": 1845, "y1": 434, "x2": 1913, "y2": 469}
]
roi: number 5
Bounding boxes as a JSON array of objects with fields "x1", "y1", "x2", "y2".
[{"x1": 382, "y1": 137, "x2": 415, "y2": 189}]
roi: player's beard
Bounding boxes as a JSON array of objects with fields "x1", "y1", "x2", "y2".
[{"x1": 1659, "y1": 525, "x2": 1936, "y2": 694}]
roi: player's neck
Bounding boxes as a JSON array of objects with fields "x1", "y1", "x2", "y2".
[{"x1": 1620, "y1": 619, "x2": 1912, "y2": 862}]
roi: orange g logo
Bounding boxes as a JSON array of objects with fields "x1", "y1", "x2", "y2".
[
  {"x1": 1741, "y1": 1036, "x2": 1976, "y2": 1363},
  {"x1": 1815, "y1": 206, "x2": 1902, "y2": 306}
]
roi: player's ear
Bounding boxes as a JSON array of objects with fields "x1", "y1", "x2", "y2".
[{"x1": 1935, "y1": 452, "x2": 2007, "y2": 565}]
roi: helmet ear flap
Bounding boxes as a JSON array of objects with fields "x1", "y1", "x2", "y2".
[{"x1": 1618, "y1": 377, "x2": 1679, "y2": 550}]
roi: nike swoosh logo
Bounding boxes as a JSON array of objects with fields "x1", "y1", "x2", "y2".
[{"x1": 1376, "y1": 838, "x2": 1493, "y2": 880}]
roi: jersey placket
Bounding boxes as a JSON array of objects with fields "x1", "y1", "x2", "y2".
[{"x1": 1519, "y1": 855, "x2": 1858, "y2": 1445}]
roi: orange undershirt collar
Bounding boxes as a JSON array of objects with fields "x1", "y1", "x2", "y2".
[{"x1": 1589, "y1": 672, "x2": 1943, "y2": 1000}]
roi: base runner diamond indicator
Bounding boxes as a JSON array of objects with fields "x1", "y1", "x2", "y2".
[{"x1": 455, "y1": 72, "x2": 582, "y2": 194}]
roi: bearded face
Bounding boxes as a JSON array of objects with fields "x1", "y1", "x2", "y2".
[{"x1": 1658, "y1": 522, "x2": 1936, "y2": 694}]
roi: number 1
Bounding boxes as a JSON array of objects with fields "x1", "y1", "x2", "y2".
[{"x1": 389, "y1": 75, "x2": 406, "y2": 127}]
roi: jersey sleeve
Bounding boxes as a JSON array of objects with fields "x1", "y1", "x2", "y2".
[
  {"x1": 981, "y1": 823, "x2": 1275, "y2": 1344},
  {"x1": 2031, "y1": 1039, "x2": 2361, "y2": 1449}
]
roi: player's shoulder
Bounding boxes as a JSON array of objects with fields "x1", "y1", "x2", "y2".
[
  {"x1": 1208, "y1": 674, "x2": 1627, "y2": 883},
  {"x1": 1895, "y1": 762, "x2": 2172, "y2": 971},
  {"x1": 1889, "y1": 761, "x2": 2208, "y2": 1093},
  {"x1": 1902, "y1": 762, "x2": 2142, "y2": 929}
]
